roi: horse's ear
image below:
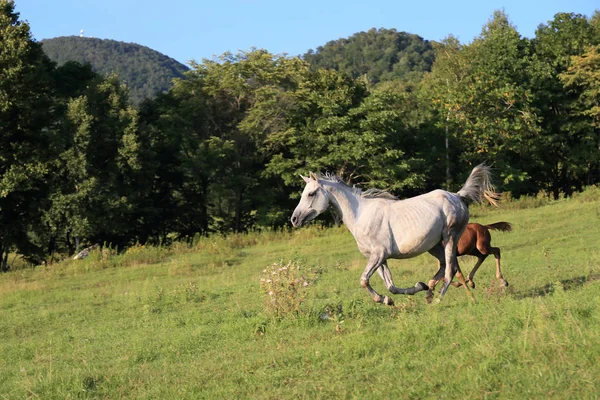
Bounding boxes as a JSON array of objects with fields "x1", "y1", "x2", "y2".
[
  {"x1": 300, "y1": 174, "x2": 310, "y2": 183},
  {"x1": 309, "y1": 172, "x2": 319, "y2": 182}
]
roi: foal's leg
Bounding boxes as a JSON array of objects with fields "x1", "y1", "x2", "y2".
[
  {"x1": 360, "y1": 255, "x2": 394, "y2": 306},
  {"x1": 465, "y1": 255, "x2": 487, "y2": 289},
  {"x1": 377, "y1": 262, "x2": 429, "y2": 296},
  {"x1": 454, "y1": 262, "x2": 474, "y2": 302},
  {"x1": 470, "y1": 238, "x2": 508, "y2": 288},
  {"x1": 490, "y1": 247, "x2": 508, "y2": 286},
  {"x1": 469, "y1": 229, "x2": 508, "y2": 288}
]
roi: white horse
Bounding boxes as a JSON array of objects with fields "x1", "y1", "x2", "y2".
[{"x1": 291, "y1": 164, "x2": 498, "y2": 305}]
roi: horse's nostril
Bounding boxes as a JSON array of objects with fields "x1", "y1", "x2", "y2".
[{"x1": 291, "y1": 216, "x2": 298, "y2": 224}]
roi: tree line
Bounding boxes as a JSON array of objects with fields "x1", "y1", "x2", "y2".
[{"x1": 1, "y1": 1, "x2": 599, "y2": 269}]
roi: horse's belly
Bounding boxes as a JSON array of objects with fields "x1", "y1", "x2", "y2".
[
  {"x1": 393, "y1": 236, "x2": 438, "y2": 258},
  {"x1": 391, "y1": 222, "x2": 442, "y2": 258}
]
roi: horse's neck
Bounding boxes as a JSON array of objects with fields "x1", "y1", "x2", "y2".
[{"x1": 323, "y1": 182, "x2": 361, "y2": 232}]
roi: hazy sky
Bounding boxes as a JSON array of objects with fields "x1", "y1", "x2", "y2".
[{"x1": 15, "y1": 0, "x2": 599, "y2": 66}]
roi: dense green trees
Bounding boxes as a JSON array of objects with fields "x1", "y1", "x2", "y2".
[
  {"x1": 422, "y1": 11, "x2": 541, "y2": 194},
  {"x1": 529, "y1": 12, "x2": 600, "y2": 197},
  {"x1": 421, "y1": 10, "x2": 600, "y2": 196},
  {"x1": 1, "y1": 0, "x2": 599, "y2": 268},
  {"x1": 559, "y1": 43, "x2": 600, "y2": 188}
]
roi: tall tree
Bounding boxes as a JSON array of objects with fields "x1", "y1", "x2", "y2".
[
  {"x1": 191, "y1": 50, "x2": 308, "y2": 232},
  {"x1": 419, "y1": 35, "x2": 471, "y2": 188},
  {"x1": 29, "y1": 62, "x2": 99, "y2": 259},
  {"x1": 138, "y1": 85, "x2": 228, "y2": 240},
  {"x1": 422, "y1": 11, "x2": 540, "y2": 194},
  {"x1": 559, "y1": 44, "x2": 600, "y2": 187},
  {"x1": 0, "y1": 1, "x2": 56, "y2": 269},
  {"x1": 264, "y1": 67, "x2": 431, "y2": 198},
  {"x1": 49, "y1": 75, "x2": 144, "y2": 250},
  {"x1": 531, "y1": 12, "x2": 599, "y2": 197}
]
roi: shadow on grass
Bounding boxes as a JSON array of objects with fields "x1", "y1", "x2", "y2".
[{"x1": 513, "y1": 272, "x2": 600, "y2": 299}]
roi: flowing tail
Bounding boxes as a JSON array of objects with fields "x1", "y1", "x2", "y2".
[
  {"x1": 484, "y1": 222, "x2": 512, "y2": 232},
  {"x1": 457, "y1": 164, "x2": 500, "y2": 206}
]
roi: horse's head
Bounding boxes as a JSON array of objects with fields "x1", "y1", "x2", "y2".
[{"x1": 291, "y1": 172, "x2": 329, "y2": 227}]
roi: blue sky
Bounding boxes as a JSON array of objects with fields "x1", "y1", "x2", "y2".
[{"x1": 15, "y1": 0, "x2": 599, "y2": 66}]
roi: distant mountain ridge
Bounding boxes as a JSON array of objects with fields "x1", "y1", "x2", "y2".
[
  {"x1": 42, "y1": 29, "x2": 434, "y2": 105},
  {"x1": 41, "y1": 36, "x2": 189, "y2": 105}
]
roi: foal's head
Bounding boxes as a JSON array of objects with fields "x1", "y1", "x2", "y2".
[{"x1": 290, "y1": 172, "x2": 330, "y2": 227}]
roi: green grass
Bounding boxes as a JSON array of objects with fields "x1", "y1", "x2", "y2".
[{"x1": 1, "y1": 188, "x2": 599, "y2": 399}]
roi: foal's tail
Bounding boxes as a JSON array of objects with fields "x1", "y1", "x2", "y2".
[
  {"x1": 457, "y1": 164, "x2": 500, "y2": 207},
  {"x1": 484, "y1": 222, "x2": 512, "y2": 232}
]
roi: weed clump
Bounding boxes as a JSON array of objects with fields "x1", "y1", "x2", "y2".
[{"x1": 260, "y1": 260, "x2": 319, "y2": 318}]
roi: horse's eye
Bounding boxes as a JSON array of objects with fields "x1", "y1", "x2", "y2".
[{"x1": 308, "y1": 191, "x2": 316, "y2": 197}]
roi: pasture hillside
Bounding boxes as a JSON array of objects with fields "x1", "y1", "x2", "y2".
[{"x1": 0, "y1": 188, "x2": 599, "y2": 399}]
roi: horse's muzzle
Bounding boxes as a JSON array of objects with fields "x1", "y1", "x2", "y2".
[
  {"x1": 291, "y1": 214, "x2": 301, "y2": 227},
  {"x1": 290, "y1": 209, "x2": 316, "y2": 227}
]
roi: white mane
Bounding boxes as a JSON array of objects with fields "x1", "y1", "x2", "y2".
[{"x1": 316, "y1": 173, "x2": 398, "y2": 200}]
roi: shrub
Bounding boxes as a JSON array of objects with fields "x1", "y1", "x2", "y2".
[{"x1": 260, "y1": 260, "x2": 320, "y2": 318}]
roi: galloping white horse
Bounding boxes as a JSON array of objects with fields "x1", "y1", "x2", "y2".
[{"x1": 291, "y1": 164, "x2": 498, "y2": 305}]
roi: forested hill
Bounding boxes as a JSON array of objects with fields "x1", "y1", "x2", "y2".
[
  {"x1": 40, "y1": 30, "x2": 433, "y2": 105},
  {"x1": 41, "y1": 36, "x2": 189, "y2": 105},
  {"x1": 302, "y1": 28, "x2": 435, "y2": 84}
]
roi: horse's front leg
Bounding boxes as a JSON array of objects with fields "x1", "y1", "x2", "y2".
[
  {"x1": 377, "y1": 262, "x2": 429, "y2": 296},
  {"x1": 360, "y1": 256, "x2": 394, "y2": 306}
]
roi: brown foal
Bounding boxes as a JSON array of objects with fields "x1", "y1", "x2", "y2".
[{"x1": 451, "y1": 222, "x2": 511, "y2": 288}]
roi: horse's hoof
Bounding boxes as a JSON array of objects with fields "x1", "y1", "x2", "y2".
[
  {"x1": 468, "y1": 280, "x2": 475, "y2": 289},
  {"x1": 415, "y1": 282, "x2": 429, "y2": 292},
  {"x1": 501, "y1": 280, "x2": 509, "y2": 287},
  {"x1": 383, "y1": 296, "x2": 394, "y2": 306},
  {"x1": 425, "y1": 291, "x2": 434, "y2": 304}
]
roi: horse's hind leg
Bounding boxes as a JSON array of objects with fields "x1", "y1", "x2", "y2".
[
  {"x1": 474, "y1": 234, "x2": 508, "y2": 287},
  {"x1": 466, "y1": 255, "x2": 487, "y2": 289},
  {"x1": 439, "y1": 235, "x2": 458, "y2": 297},
  {"x1": 427, "y1": 262, "x2": 471, "y2": 303},
  {"x1": 426, "y1": 244, "x2": 445, "y2": 303},
  {"x1": 426, "y1": 264, "x2": 444, "y2": 304},
  {"x1": 425, "y1": 243, "x2": 460, "y2": 301},
  {"x1": 360, "y1": 256, "x2": 394, "y2": 306},
  {"x1": 440, "y1": 235, "x2": 475, "y2": 303},
  {"x1": 377, "y1": 262, "x2": 429, "y2": 296},
  {"x1": 490, "y1": 247, "x2": 508, "y2": 286}
]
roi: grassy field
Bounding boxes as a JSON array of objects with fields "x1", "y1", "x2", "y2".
[{"x1": 1, "y1": 188, "x2": 599, "y2": 399}]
